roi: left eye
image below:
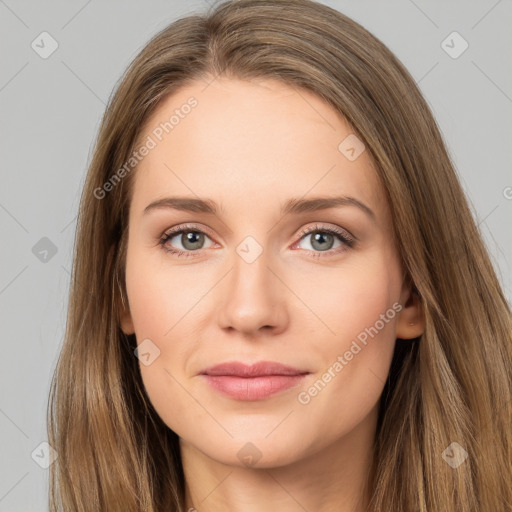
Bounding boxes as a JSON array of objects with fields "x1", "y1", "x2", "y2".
[
  {"x1": 291, "y1": 223, "x2": 355, "y2": 256},
  {"x1": 294, "y1": 230, "x2": 347, "y2": 252}
]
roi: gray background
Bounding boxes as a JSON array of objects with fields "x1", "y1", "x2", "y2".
[{"x1": 0, "y1": 0, "x2": 511, "y2": 510}]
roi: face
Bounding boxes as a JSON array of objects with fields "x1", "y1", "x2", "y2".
[{"x1": 120, "y1": 77, "x2": 423, "y2": 468}]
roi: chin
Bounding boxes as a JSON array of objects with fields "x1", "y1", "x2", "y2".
[{"x1": 186, "y1": 427, "x2": 308, "y2": 469}]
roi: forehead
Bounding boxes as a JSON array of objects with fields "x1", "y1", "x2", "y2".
[{"x1": 130, "y1": 77, "x2": 386, "y2": 221}]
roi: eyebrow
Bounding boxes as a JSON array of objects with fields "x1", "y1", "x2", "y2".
[{"x1": 143, "y1": 195, "x2": 375, "y2": 220}]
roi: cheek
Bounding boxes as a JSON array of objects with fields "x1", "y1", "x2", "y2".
[
  {"x1": 293, "y1": 257, "x2": 401, "y2": 430},
  {"x1": 295, "y1": 254, "x2": 400, "y2": 351},
  {"x1": 125, "y1": 251, "x2": 202, "y2": 338},
  {"x1": 124, "y1": 250, "x2": 214, "y2": 434}
]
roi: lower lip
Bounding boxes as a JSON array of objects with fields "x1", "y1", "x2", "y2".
[{"x1": 202, "y1": 374, "x2": 307, "y2": 401}]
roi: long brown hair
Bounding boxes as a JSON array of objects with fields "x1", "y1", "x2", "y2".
[{"x1": 48, "y1": 0, "x2": 512, "y2": 510}]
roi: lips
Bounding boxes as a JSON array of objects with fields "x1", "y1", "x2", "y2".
[
  {"x1": 201, "y1": 361, "x2": 308, "y2": 377},
  {"x1": 200, "y1": 361, "x2": 309, "y2": 401}
]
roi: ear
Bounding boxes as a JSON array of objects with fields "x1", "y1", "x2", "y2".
[
  {"x1": 395, "y1": 276, "x2": 425, "y2": 339},
  {"x1": 120, "y1": 306, "x2": 135, "y2": 335},
  {"x1": 115, "y1": 258, "x2": 135, "y2": 335},
  {"x1": 118, "y1": 290, "x2": 135, "y2": 335}
]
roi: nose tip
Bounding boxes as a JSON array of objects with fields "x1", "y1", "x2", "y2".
[{"x1": 215, "y1": 256, "x2": 288, "y2": 336}]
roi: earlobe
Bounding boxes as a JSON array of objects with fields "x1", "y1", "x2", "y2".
[
  {"x1": 396, "y1": 282, "x2": 425, "y2": 340},
  {"x1": 120, "y1": 308, "x2": 135, "y2": 335},
  {"x1": 117, "y1": 275, "x2": 135, "y2": 334}
]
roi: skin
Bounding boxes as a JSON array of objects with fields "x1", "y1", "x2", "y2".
[{"x1": 120, "y1": 77, "x2": 424, "y2": 512}]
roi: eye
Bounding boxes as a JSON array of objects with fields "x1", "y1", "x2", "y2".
[
  {"x1": 291, "y1": 223, "x2": 355, "y2": 258},
  {"x1": 159, "y1": 223, "x2": 215, "y2": 258}
]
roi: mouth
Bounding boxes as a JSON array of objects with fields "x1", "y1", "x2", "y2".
[{"x1": 200, "y1": 361, "x2": 310, "y2": 401}]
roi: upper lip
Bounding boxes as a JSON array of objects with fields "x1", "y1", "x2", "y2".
[{"x1": 200, "y1": 361, "x2": 309, "y2": 377}]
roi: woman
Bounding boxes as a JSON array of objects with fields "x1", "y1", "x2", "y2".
[{"x1": 47, "y1": 0, "x2": 512, "y2": 510}]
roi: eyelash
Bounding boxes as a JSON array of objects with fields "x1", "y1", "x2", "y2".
[{"x1": 158, "y1": 222, "x2": 355, "y2": 259}]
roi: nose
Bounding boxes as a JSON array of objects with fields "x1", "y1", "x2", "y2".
[{"x1": 216, "y1": 247, "x2": 288, "y2": 336}]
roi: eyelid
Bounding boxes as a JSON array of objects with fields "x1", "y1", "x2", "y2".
[
  {"x1": 161, "y1": 222, "x2": 355, "y2": 242},
  {"x1": 161, "y1": 222, "x2": 217, "y2": 240},
  {"x1": 293, "y1": 222, "x2": 356, "y2": 245}
]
